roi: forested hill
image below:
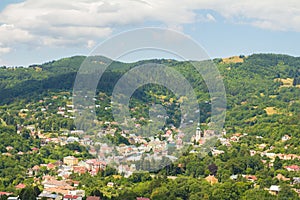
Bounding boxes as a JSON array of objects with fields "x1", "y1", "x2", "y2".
[
  {"x1": 1, "y1": 53, "x2": 300, "y2": 198},
  {"x1": 0, "y1": 54, "x2": 300, "y2": 137},
  {"x1": 0, "y1": 54, "x2": 299, "y2": 102}
]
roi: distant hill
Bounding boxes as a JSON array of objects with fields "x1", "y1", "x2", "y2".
[{"x1": 0, "y1": 53, "x2": 300, "y2": 137}]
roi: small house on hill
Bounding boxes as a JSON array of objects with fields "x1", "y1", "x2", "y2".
[
  {"x1": 269, "y1": 185, "x2": 280, "y2": 195},
  {"x1": 205, "y1": 175, "x2": 218, "y2": 185}
]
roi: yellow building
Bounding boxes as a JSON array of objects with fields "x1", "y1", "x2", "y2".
[
  {"x1": 63, "y1": 156, "x2": 79, "y2": 166},
  {"x1": 205, "y1": 175, "x2": 218, "y2": 185}
]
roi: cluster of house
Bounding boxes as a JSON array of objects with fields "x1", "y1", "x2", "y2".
[
  {"x1": 7, "y1": 93, "x2": 300, "y2": 198},
  {"x1": 0, "y1": 154, "x2": 109, "y2": 199},
  {"x1": 2, "y1": 146, "x2": 39, "y2": 157},
  {"x1": 22, "y1": 154, "x2": 153, "y2": 199},
  {"x1": 20, "y1": 156, "x2": 106, "y2": 199},
  {"x1": 218, "y1": 133, "x2": 246, "y2": 146},
  {"x1": 56, "y1": 104, "x2": 76, "y2": 119},
  {"x1": 17, "y1": 95, "x2": 76, "y2": 121},
  {"x1": 217, "y1": 133, "x2": 300, "y2": 196},
  {"x1": 229, "y1": 173, "x2": 300, "y2": 195},
  {"x1": 247, "y1": 135, "x2": 300, "y2": 175},
  {"x1": 168, "y1": 173, "x2": 283, "y2": 196},
  {"x1": 197, "y1": 132, "x2": 300, "y2": 196},
  {"x1": 0, "y1": 194, "x2": 102, "y2": 200},
  {"x1": 39, "y1": 176, "x2": 84, "y2": 199},
  {"x1": 1, "y1": 179, "x2": 98, "y2": 200},
  {"x1": 84, "y1": 126, "x2": 199, "y2": 175},
  {"x1": 263, "y1": 176, "x2": 300, "y2": 196},
  {"x1": 217, "y1": 133, "x2": 299, "y2": 165},
  {"x1": 250, "y1": 149, "x2": 300, "y2": 161}
]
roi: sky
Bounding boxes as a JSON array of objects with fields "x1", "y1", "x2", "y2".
[{"x1": 0, "y1": 0, "x2": 299, "y2": 66}]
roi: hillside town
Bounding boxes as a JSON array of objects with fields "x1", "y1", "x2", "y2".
[
  {"x1": 1, "y1": 54, "x2": 300, "y2": 199},
  {"x1": 2, "y1": 105, "x2": 300, "y2": 199}
]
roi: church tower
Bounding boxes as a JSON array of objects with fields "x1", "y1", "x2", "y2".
[{"x1": 195, "y1": 123, "x2": 203, "y2": 142}]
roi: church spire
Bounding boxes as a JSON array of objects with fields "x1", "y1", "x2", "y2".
[{"x1": 195, "y1": 123, "x2": 202, "y2": 142}]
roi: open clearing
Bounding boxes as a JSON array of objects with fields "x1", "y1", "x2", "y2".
[
  {"x1": 264, "y1": 107, "x2": 280, "y2": 115},
  {"x1": 222, "y1": 56, "x2": 244, "y2": 64}
]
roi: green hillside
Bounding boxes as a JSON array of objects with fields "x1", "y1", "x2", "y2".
[
  {"x1": 1, "y1": 54, "x2": 300, "y2": 199},
  {"x1": 0, "y1": 54, "x2": 300, "y2": 136}
]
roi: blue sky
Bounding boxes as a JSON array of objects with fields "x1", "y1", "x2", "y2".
[{"x1": 0, "y1": 0, "x2": 299, "y2": 66}]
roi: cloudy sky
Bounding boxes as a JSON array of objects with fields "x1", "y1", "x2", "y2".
[{"x1": 0, "y1": 0, "x2": 300, "y2": 66}]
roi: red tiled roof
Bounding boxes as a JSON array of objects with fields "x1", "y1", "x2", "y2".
[
  {"x1": 245, "y1": 175, "x2": 257, "y2": 181},
  {"x1": 32, "y1": 165, "x2": 40, "y2": 170},
  {"x1": 0, "y1": 191, "x2": 13, "y2": 195},
  {"x1": 47, "y1": 163, "x2": 56, "y2": 169},
  {"x1": 64, "y1": 195, "x2": 79, "y2": 199},
  {"x1": 285, "y1": 165, "x2": 300, "y2": 170},
  {"x1": 15, "y1": 183, "x2": 26, "y2": 189},
  {"x1": 86, "y1": 196, "x2": 101, "y2": 200},
  {"x1": 73, "y1": 166, "x2": 87, "y2": 174}
]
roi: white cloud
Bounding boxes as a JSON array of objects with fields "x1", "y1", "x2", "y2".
[
  {"x1": 0, "y1": 0, "x2": 199, "y2": 51},
  {"x1": 0, "y1": 46, "x2": 11, "y2": 54},
  {"x1": 0, "y1": 24, "x2": 34, "y2": 44},
  {"x1": 0, "y1": 0, "x2": 299, "y2": 54},
  {"x1": 197, "y1": 13, "x2": 216, "y2": 23},
  {"x1": 206, "y1": 14, "x2": 216, "y2": 22},
  {"x1": 0, "y1": 41, "x2": 11, "y2": 56},
  {"x1": 206, "y1": 0, "x2": 300, "y2": 31},
  {"x1": 87, "y1": 40, "x2": 96, "y2": 48}
]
